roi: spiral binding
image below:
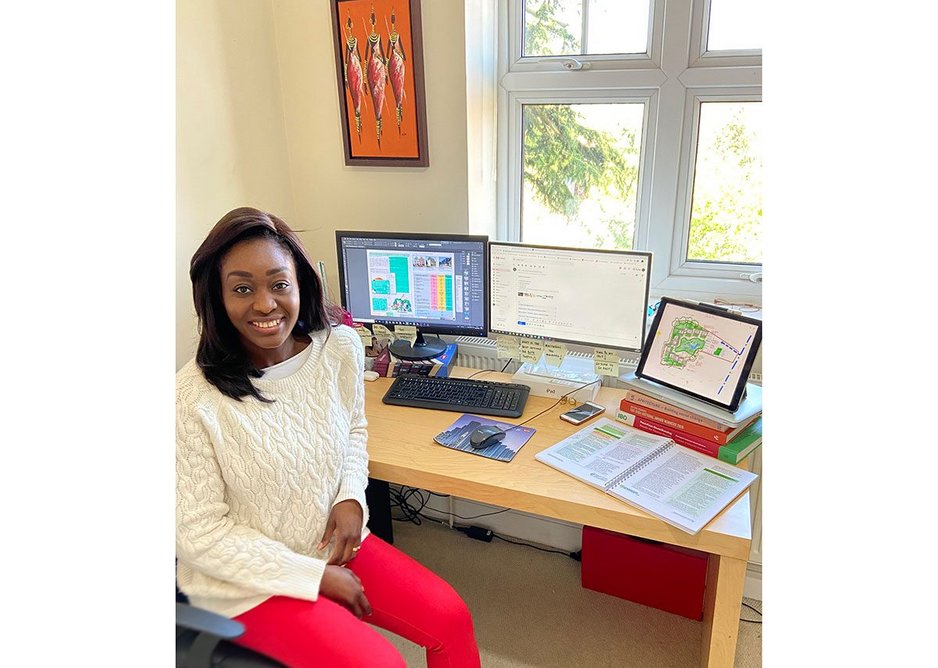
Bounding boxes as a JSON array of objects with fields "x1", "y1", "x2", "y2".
[{"x1": 606, "y1": 442, "x2": 673, "y2": 489}]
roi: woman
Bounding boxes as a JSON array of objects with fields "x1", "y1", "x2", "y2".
[{"x1": 176, "y1": 207, "x2": 481, "y2": 667}]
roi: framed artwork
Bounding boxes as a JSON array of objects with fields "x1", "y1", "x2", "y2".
[{"x1": 331, "y1": 0, "x2": 429, "y2": 167}]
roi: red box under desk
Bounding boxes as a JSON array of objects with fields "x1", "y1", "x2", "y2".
[{"x1": 580, "y1": 526, "x2": 707, "y2": 621}]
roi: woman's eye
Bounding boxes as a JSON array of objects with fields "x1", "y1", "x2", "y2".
[
  {"x1": 233, "y1": 285, "x2": 252, "y2": 295},
  {"x1": 273, "y1": 281, "x2": 290, "y2": 291}
]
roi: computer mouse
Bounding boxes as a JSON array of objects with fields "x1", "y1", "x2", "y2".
[{"x1": 469, "y1": 425, "x2": 507, "y2": 449}]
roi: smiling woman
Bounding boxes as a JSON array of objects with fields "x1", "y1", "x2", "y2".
[
  {"x1": 177, "y1": 207, "x2": 482, "y2": 667},
  {"x1": 187, "y1": 207, "x2": 340, "y2": 401},
  {"x1": 219, "y1": 237, "x2": 304, "y2": 369}
]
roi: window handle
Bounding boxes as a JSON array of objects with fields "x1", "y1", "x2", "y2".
[{"x1": 560, "y1": 58, "x2": 590, "y2": 71}]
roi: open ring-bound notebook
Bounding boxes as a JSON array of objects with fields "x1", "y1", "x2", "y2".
[{"x1": 535, "y1": 417, "x2": 757, "y2": 535}]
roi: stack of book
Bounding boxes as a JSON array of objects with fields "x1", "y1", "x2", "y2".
[
  {"x1": 615, "y1": 389, "x2": 762, "y2": 465},
  {"x1": 372, "y1": 342, "x2": 458, "y2": 379}
]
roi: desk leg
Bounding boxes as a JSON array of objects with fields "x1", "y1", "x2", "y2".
[
  {"x1": 365, "y1": 478, "x2": 394, "y2": 544},
  {"x1": 700, "y1": 554, "x2": 746, "y2": 668}
]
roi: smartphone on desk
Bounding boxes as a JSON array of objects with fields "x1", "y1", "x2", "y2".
[{"x1": 559, "y1": 401, "x2": 606, "y2": 425}]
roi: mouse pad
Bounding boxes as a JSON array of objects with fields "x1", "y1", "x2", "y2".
[{"x1": 433, "y1": 414, "x2": 537, "y2": 463}]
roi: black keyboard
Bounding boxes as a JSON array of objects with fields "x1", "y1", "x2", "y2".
[{"x1": 382, "y1": 374, "x2": 531, "y2": 418}]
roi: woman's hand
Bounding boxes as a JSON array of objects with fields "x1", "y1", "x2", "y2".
[
  {"x1": 318, "y1": 499, "x2": 364, "y2": 566},
  {"x1": 320, "y1": 565, "x2": 372, "y2": 618}
]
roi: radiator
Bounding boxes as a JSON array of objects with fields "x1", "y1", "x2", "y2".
[{"x1": 451, "y1": 336, "x2": 764, "y2": 569}]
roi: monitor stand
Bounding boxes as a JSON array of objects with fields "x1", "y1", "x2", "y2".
[{"x1": 389, "y1": 331, "x2": 449, "y2": 361}]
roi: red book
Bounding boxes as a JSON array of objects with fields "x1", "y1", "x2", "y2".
[
  {"x1": 618, "y1": 398, "x2": 755, "y2": 445},
  {"x1": 623, "y1": 389, "x2": 727, "y2": 430},
  {"x1": 615, "y1": 410, "x2": 721, "y2": 458}
]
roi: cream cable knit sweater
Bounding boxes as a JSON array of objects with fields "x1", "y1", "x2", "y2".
[{"x1": 175, "y1": 324, "x2": 371, "y2": 618}]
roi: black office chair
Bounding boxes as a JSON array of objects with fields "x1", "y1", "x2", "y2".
[
  {"x1": 174, "y1": 482, "x2": 396, "y2": 668},
  {"x1": 176, "y1": 594, "x2": 285, "y2": 668}
]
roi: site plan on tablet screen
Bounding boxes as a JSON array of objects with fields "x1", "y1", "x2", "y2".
[{"x1": 635, "y1": 297, "x2": 762, "y2": 412}]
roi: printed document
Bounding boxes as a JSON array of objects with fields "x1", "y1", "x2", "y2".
[{"x1": 535, "y1": 418, "x2": 757, "y2": 534}]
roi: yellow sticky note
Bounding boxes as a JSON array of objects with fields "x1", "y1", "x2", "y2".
[
  {"x1": 593, "y1": 348, "x2": 620, "y2": 377},
  {"x1": 519, "y1": 338, "x2": 545, "y2": 364},
  {"x1": 355, "y1": 326, "x2": 373, "y2": 349},
  {"x1": 543, "y1": 342, "x2": 567, "y2": 367},
  {"x1": 496, "y1": 335, "x2": 520, "y2": 360},
  {"x1": 394, "y1": 325, "x2": 417, "y2": 345},
  {"x1": 372, "y1": 323, "x2": 393, "y2": 340}
]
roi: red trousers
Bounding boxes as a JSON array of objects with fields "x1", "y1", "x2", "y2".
[{"x1": 232, "y1": 533, "x2": 481, "y2": 667}]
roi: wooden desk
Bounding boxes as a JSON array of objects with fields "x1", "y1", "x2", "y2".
[{"x1": 365, "y1": 368, "x2": 752, "y2": 668}]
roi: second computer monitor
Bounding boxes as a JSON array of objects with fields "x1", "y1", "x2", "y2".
[
  {"x1": 335, "y1": 231, "x2": 489, "y2": 360},
  {"x1": 489, "y1": 242, "x2": 652, "y2": 352}
]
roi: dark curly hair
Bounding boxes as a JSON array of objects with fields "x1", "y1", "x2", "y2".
[{"x1": 189, "y1": 207, "x2": 343, "y2": 401}]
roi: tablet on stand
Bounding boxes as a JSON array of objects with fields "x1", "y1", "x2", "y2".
[{"x1": 620, "y1": 297, "x2": 763, "y2": 426}]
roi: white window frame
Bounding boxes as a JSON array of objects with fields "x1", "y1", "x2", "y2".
[{"x1": 496, "y1": 0, "x2": 762, "y2": 302}]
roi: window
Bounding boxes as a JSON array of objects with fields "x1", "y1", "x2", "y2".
[
  {"x1": 521, "y1": 103, "x2": 644, "y2": 248},
  {"x1": 497, "y1": 0, "x2": 762, "y2": 301},
  {"x1": 705, "y1": 0, "x2": 761, "y2": 52},
  {"x1": 688, "y1": 101, "x2": 762, "y2": 264},
  {"x1": 522, "y1": 0, "x2": 650, "y2": 57}
]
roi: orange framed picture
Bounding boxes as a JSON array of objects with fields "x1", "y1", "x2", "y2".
[{"x1": 331, "y1": 0, "x2": 429, "y2": 167}]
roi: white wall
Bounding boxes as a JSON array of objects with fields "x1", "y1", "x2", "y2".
[
  {"x1": 177, "y1": 0, "x2": 472, "y2": 368},
  {"x1": 177, "y1": 0, "x2": 296, "y2": 368},
  {"x1": 270, "y1": 0, "x2": 470, "y2": 298}
]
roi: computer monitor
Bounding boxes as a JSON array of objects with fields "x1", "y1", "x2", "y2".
[
  {"x1": 489, "y1": 242, "x2": 652, "y2": 353},
  {"x1": 335, "y1": 231, "x2": 489, "y2": 360}
]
